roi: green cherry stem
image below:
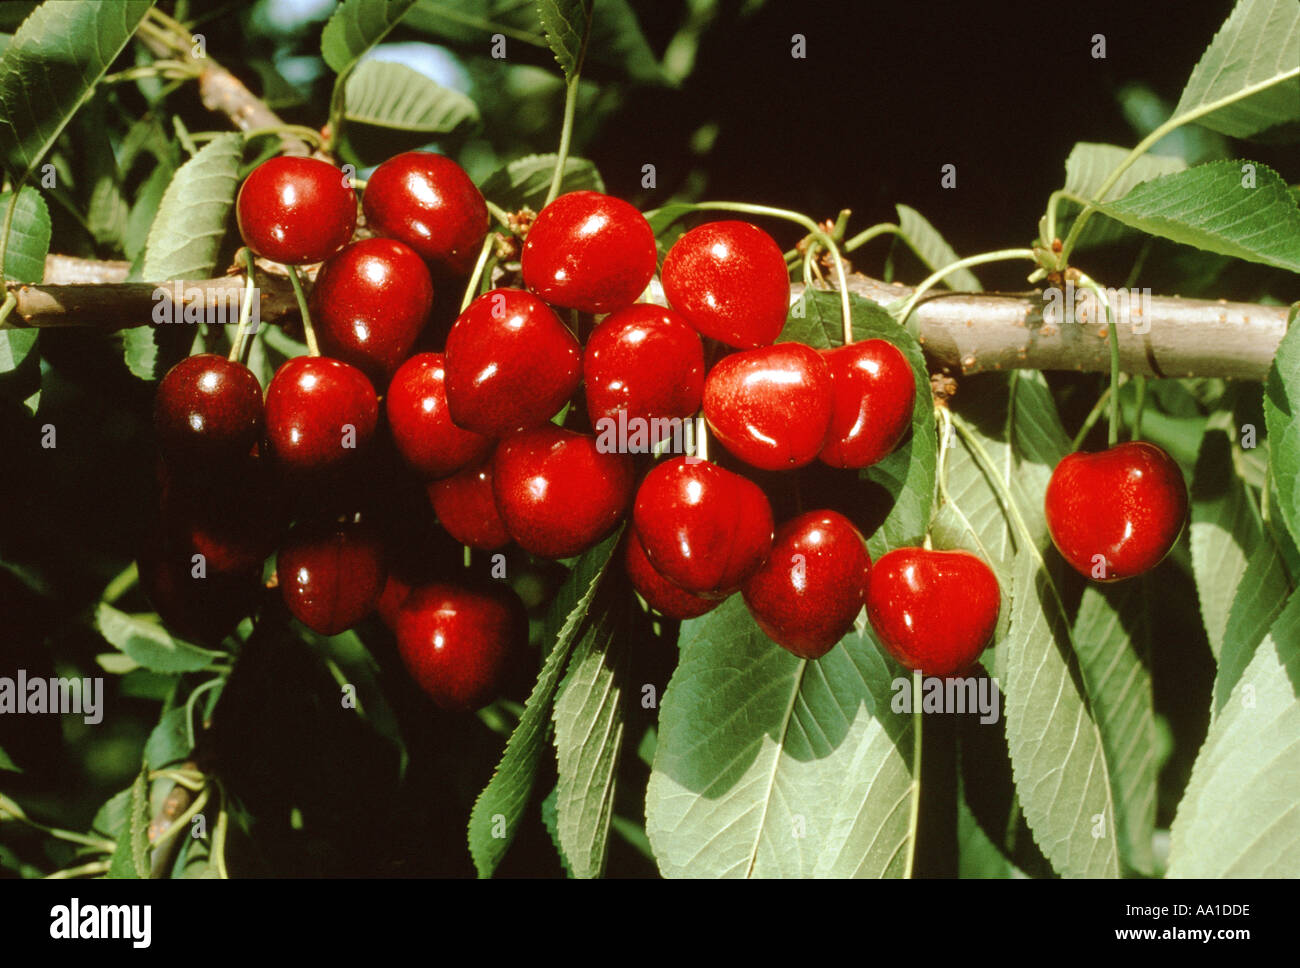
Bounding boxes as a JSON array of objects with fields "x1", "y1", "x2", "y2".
[
  {"x1": 286, "y1": 264, "x2": 319, "y2": 356},
  {"x1": 902, "y1": 667, "x2": 923, "y2": 880},
  {"x1": 893, "y1": 248, "x2": 1035, "y2": 331},
  {"x1": 1070, "y1": 383, "x2": 1114, "y2": 452},
  {"x1": 1073, "y1": 270, "x2": 1120, "y2": 446},
  {"x1": 843, "y1": 221, "x2": 900, "y2": 254},
  {"x1": 212, "y1": 784, "x2": 231, "y2": 879},
  {"x1": 228, "y1": 248, "x2": 256, "y2": 363},
  {"x1": 461, "y1": 231, "x2": 498, "y2": 313},
  {"x1": 545, "y1": 77, "x2": 581, "y2": 207},
  {"x1": 1132, "y1": 375, "x2": 1147, "y2": 441},
  {"x1": 485, "y1": 198, "x2": 512, "y2": 228}
]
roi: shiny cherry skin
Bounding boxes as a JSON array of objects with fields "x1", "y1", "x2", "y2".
[
  {"x1": 632, "y1": 457, "x2": 774, "y2": 597},
  {"x1": 277, "y1": 519, "x2": 387, "y2": 636},
  {"x1": 1044, "y1": 441, "x2": 1188, "y2": 582},
  {"x1": 661, "y1": 221, "x2": 790, "y2": 348},
  {"x1": 236, "y1": 156, "x2": 356, "y2": 265},
  {"x1": 309, "y1": 238, "x2": 434, "y2": 385},
  {"x1": 742, "y1": 510, "x2": 872, "y2": 660},
  {"x1": 264, "y1": 356, "x2": 378, "y2": 476},
  {"x1": 866, "y1": 548, "x2": 1001, "y2": 677},
  {"x1": 362, "y1": 151, "x2": 489, "y2": 276},
  {"x1": 584, "y1": 305, "x2": 705, "y2": 442},
  {"x1": 819, "y1": 340, "x2": 915, "y2": 469},
  {"x1": 703, "y1": 342, "x2": 833, "y2": 470},
  {"x1": 521, "y1": 190, "x2": 657, "y2": 313},
  {"x1": 395, "y1": 581, "x2": 527, "y2": 711},
  {"x1": 154, "y1": 354, "x2": 263, "y2": 467},
  {"x1": 624, "y1": 529, "x2": 719, "y2": 620},
  {"x1": 428, "y1": 457, "x2": 510, "y2": 550},
  {"x1": 492, "y1": 425, "x2": 635, "y2": 559},
  {"x1": 386, "y1": 353, "x2": 492, "y2": 479},
  {"x1": 444, "y1": 288, "x2": 581, "y2": 437}
]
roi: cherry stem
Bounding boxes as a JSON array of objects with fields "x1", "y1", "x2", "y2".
[
  {"x1": 212, "y1": 783, "x2": 230, "y2": 879},
  {"x1": 1070, "y1": 382, "x2": 1114, "y2": 452},
  {"x1": 286, "y1": 264, "x2": 319, "y2": 356},
  {"x1": 893, "y1": 248, "x2": 1035, "y2": 332},
  {"x1": 228, "y1": 248, "x2": 256, "y2": 363},
  {"x1": 1073, "y1": 270, "x2": 1120, "y2": 447},
  {"x1": 842, "y1": 222, "x2": 899, "y2": 254},
  {"x1": 484, "y1": 198, "x2": 511, "y2": 227},
  {"x1": 461, "y1": 231, "x2": 498, "y2": 313},
  {"x1": 545, "y1": 76, "x2": 581, "y2": 207},
  {"x1": 933, "y1": 402, "x2": 954, "y2": 519},
  {"x1": 902, "y1": 668, "x2": 923, "y2": 880},
  {"x1": 1132, "y1": 375, "x2": 1147, "y2": 441},
  {"x1": 463, "y1": 545, "x2": 472, "y2": 569}
]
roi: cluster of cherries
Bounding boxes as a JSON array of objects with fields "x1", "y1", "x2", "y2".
[{"x1": 142, "y1": 147, "x2": 1190, "y2": 713}]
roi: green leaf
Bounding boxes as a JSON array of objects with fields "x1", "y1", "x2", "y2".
[
  {"x1": 1059, "y1": 142, "x2": 1187, "y2": 249},
  {"x1": 1266, "y1": 315, "x2": 1300, "y2": 544},
  {"x1": 646, "y1": 596, "x2": 914, "y2": 877},
  {"x1": 539, "y1": 785, "x2": 574, "y2": 876},
  {"x1": 342, "y1": 60, "x2": 478, "y2": 133},
  {"x1": 106, "y1": 767, "x2": 150, "y2": 879},
  {"x1": 123, "y1": 157, "x2": 174, "y2": 262},
  {"x1": 1168, "y1": 590, "x2": 1300, "y2": 876},
  {"x1": 1071, "y1": 581, "x2": 1157, "y2": 875},
  {"x1": 144, "y1": 706, "x2": 191, "y2": 770},
  {"x1": 140, "y1": 132, "x2": 242, "y2": 282},
  {"x1": 552, "y1": 596, "x2": 627, "y2": 878},
  {"x1": 1172, "y1": 0, "x2": 1300, "y2": 140},
  {"x1": 0, "y1": 327, "x2": 37, "y2": 375},
  {"x1": 91, "y1": 788, "x2": 132, "y2": 841},
  {"x1": 0, "y1": 184, "x2": 50, "y2": 282},
  {"x1": 895, "y1": 204, "x2": 981, "y2": 290},
  {"x1": 0, "y1": 0, "x2": 154, "y2": 180},
  {"x1": 1215, "y1": 540, "x2": 1292, "y2": 713},
  {"x1": 95, "y1": 603, "x2": 223, "y2": 674},
  {"x1": 321, "y1": 0, "x2": 420, "y2": 74},
  {"x1": 537, "y1": 0, "x2": 591, "y2": 81},
  {"x1": 480, "y1": 153, "x2": 603, "y2": 212},
  {"x1": 311, "y1": 628, "x2": 408, "y2": 779},
  {"x1": 1094, "y1": 160, "x2": 1300, "y2": 273},
  {"x1": 467, "y1": 529, "x2": 621, "y2": 877},
  {"x1": 0, "y1": 744, "x2": 19, "y2": 773}
]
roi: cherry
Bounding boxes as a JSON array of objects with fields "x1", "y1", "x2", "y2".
[
  {"x1": 395, "y1": 581, "x2": 527, "y2": 711},
  {"x1": 137, "y1": 527, "x2": 260, "y2": 645},
  {"x1": 1044, "y1": 441, "x2": 1188, "y2": 582},
  {"x1": 584, "y1": 305, "x2": 705, "y2": 442},
  {"x1": 632, "y1": 457, "x2": 774, "y2": 597},
  {"x1": 236, "y1": 156, "x2": 356, "y2": 265},
  {"x1": 492, "y1": 425, "x2": 635, "y2": 559},
  {"x1": 661, "y1": 220, "x2": 790, "y2": 348},
  {"x1": 386, "y1": 353, "x2": 492, "y2": 479},
  {"x1": 819, "y1": 339, "x2": 915, "y2": 469},
  {"x1": 362, "y1": 151, "x2": 489, "y2": 276},
  {"x1": 428, "y1": 457, "x2": 510, "y2": 550},
  {"x1": 624, "y1": 529, "x2": 719, "y2": 620},
  {"x1": 264, "y1": 356, "x2": 378, "y2": 476},
  {"x1": 521, "y1": 190, "x2": 657, "y2": 313},
  {"x1": 154, "y1": 354, "x2": 263, "y2": 467},
  {"x1": 742, "y1": 510, "x2": 871, "y2": 660},
  {"x1": 444, "y1": 288, "x2": 581, "y2": 437},
  {"x1": 377, "y1": 572, "x2": 412, "y2": 629},
  {"x1": 865, "y1": 548, "x2": 1000, "y2": 677},
  {"x1": 276, "y1": 519, "x2": 387, "y2": 636},
  {"x1": 309, "y1": 238, "x2": 435, "y2": 385},
  {"x1": 703, "y1": 342, "x2": 833, "y2": 470}
]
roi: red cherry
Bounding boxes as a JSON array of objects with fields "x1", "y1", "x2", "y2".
[
  {"x1": 819, "y1": 340, "x2": 915, "y2": 469},
  {"x1": 521, "y1": 190, "x2": 657, "y2": 313},
  {"x1": 428, "y1": 457, "x2": 510, "y2": 550},
  {"x1": 137, "y1": 528, "x2": 260, "y2": 645},
  {"x1": 632, "y1": 457, "x2": 774, "y2": 597},
  {"x1": 1044, "y1": 441, "x2": 1188, "y2": 582},
  {"x1": 492, "y1": 425, "x2": 635, "y2": 559},
  {"x1": 702, "y1": 343, "x2": 833, "y2": 470},
  {"x1": 264, "y1": 356, "x2": 378, "y2": 476},
  {"x1": 865, "y1": 548, "x2": 1001, "y2": 677},
  {"x1": 362, "y1": 151, "x2": 489, "y2": 276},
  {"x1": 377, "y1": 572, "x2": 412, "y2": 629},
  {"x1": 236, "y1": 156, "x2": 356, "y2": 265},
  {"x1": 742, "y1": 511, "x2": 872, "y2": 660},
  {"x1": 584, "y1": 305, "x2": 704, "y2": 443},
  {"x1": 444, "y1": 288, "x2": 581, "y2": 437},
  {"x1": 157, "y1": 456, "x2": 286, "y2": 575},
  {"x1": 661, "y1": 220, "x2": 790, "y2": 348},
  {"x1": 277, "y1": 519, "x2": 387, "y2": 635},
  {"x1": 624, "y1": 529, "x2": 719, "y2": 620},
  {"x1": 395, "y1": 581, "x2": 527, "y2": 711},
  {"x1": 386, "y1": 353, "x2": 492, "y2": 479},
  {"x1": 154, "y1": 354, "x2": 263, "y2": 467},
  {"x1": 309, "y1": 238, "x2": 434, "y2": 385}
]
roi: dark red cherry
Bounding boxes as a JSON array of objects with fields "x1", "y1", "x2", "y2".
[
  {"x1": 624, "y1": 529, "x2": 719, "y2": 620},
  {"x1": 742, "y1": 510, "x2": 871, "y2": 659},
  {"x1": 521, "y1": 190, "x2": 657, "y2": 313},
  {"x1": 264, "y1": 356, "x2": 378, "y2": 476},
  {"x1": 395, "y1": 581, "x2": 527, "y2": 711},
  {"x1": 1044, "y1": 441, "x2": 1188, "y2": 582},
  {"x1": 137, "y1": 527, "x2": 260, "y2": 645},
  {"x1": 492, "y1": 425, "x2": 635, "y2": 559},
  {"x1": 154, "y1": 354, "x2": 263, "y2": 467},
  {"x1": 632, "y1": 457, "x2": 774, "y2": 597},
  {"x1": 309, "y1": 238, "x2": 434, "y2": 385},
  {"x1": 703, "y1": 342, "x2": 833, "y2": 470},
  {"x1": 661, "y1": 220, "x2": 790, "y2": 348},
  {"x1": 377, "y1": 572, "x2": 413, "y2": 629},
  {"x1": 157, "y1": 455, "x2": 286, "y2": 575},
  {"x1": 362, "y1": 151, "x2": 489, "y2": 276},
  {"x1": 584, "y1": 305, "x2": 705, "y2": 443},
  {"x1": 386, "y1": 353, "x2": 492, "y2": 479},
  {"x1": 276, "y1": 519, "x2": 386, "y2": 636},
  {"x1": 865, "y1": 548, "x2": 1000, "y2": 677},
  {"x1": 428, "y1": 457, "x2": 510, "y2": 550},
  {"x1": 444, "y1": 288, "x2": 581, "y2": 437},
  {"x1": 236, "y1": 156, "x2": 356, "y2": 265},
  {"x1": 819, "y1": 339, "x2": 915, "y2": 469}
]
